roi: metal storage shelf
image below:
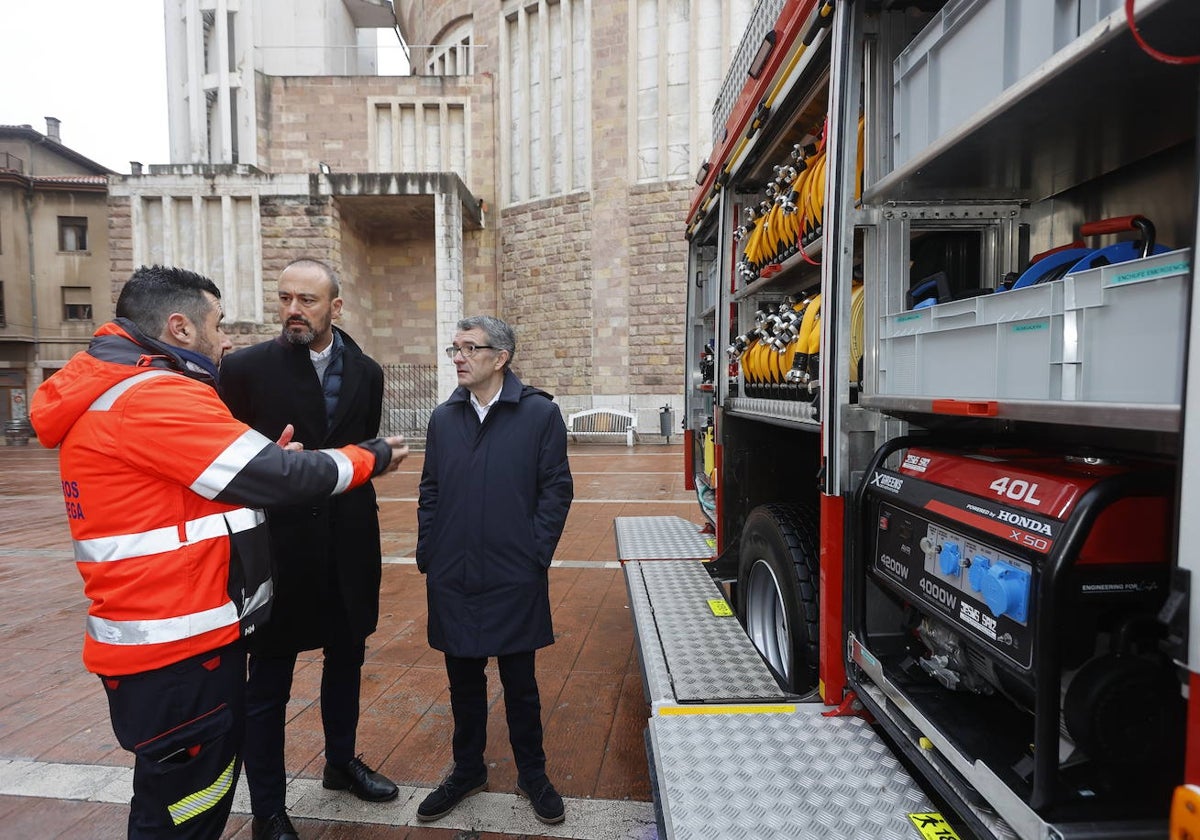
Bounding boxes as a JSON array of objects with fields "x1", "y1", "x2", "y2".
[
  {"x1": 733, "y1": 239, "x2": 823, "y2": 302},
  {"x1": 865, "y1": 0, "x2": 1200, "y2": 204},
  {"x1": 726, "y1": 396, "x2": 820, "y2": 429},
  {"x1": 859, "y1": 394, "x2": 1179, "y2": 433}
]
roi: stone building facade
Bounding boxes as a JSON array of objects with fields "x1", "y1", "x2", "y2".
[
  {"x1": 0, "y1": 120, "x2": 112, "y2": 427},
  {"x1": 111, "y1": 0, "x2": 752, "y2": 428}
]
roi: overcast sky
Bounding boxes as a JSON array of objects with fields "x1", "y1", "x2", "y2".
[
  {"x1": 1, "y1": 0, "x2": 171, "y2": 173},
  {"x1": 2, "y1": 3, "x2": 410, "y2": 174}
]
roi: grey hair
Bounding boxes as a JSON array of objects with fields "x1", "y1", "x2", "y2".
[
  {"x1": 458, "y1": 315, "x2": 515, "y2": 368},
  {"x1": 282, "y1": 257, "x2": 340, "y2": 298}
]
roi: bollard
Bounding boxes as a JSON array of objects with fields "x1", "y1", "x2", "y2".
[{"x1": 4, "y1": 418, "x2": 32, "y2": 446}]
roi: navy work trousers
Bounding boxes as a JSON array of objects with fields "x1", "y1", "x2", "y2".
[
  {"x1": 242, "y1": 623, "x2": 366, "y2": 817},
  {"x1": 102, "y1": 641, "x2": 246, "y2": 840}
]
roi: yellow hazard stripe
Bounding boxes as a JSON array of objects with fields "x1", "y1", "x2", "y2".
[
  {"x1": 659, "y1": 704, "x2": 796, "y2": 716},
  {"x1": 168, "y1": 756, "x2": 236, "y2": 826}
]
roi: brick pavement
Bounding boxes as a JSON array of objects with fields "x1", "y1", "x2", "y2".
[{"x1": 0, "y1": 440, "x2": 702, "y2": 839}]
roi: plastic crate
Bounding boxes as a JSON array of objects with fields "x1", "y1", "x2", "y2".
[
  {"x1": 876, "y1": 248, "x2": 1192, "y2": 404},
  {"x1": 893, "y1": 0, "x2": 1095, "y2": 168},
  {"x1": 1064, "y1": 248, "x2": 1192, "y2": 403}
]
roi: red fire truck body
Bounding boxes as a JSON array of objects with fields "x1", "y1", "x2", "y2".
[{"x1": 616, "y1": 1, "x2": 1200, "y2": 838}]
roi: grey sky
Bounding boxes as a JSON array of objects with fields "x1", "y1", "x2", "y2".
[
  {"x1": 1, "y1": 0, "x2": 171, "y2": 173},
  {"x1": 2, "y1": 2, "x2": 409, "y2": 174}
]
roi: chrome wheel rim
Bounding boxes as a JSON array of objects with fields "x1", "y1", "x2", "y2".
[{"x1": 744, "y1": 557, "x2": 792, "y2": 682}]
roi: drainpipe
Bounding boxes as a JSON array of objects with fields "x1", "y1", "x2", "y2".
[{"x1": 25, "y1": 179, "x2": 39, "y2": 398}]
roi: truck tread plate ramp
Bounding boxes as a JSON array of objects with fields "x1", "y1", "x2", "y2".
[
  {"x1": 618, "y1": 517, "x2": 946, "y2": 840},
  {"x1": 615, "y1": 515, "x2": 715, "y2": 561},
  {"x1": 651, "y1": 710, "x2": 937, "y2": 840}
]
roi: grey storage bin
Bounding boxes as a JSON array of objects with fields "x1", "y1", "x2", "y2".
[
  {"x1": 876, "y1": 248, "x2": 1192, "y2": 404},
  {"x1": 892, "y1": 0, "x2": 1109, "y2": 168}
]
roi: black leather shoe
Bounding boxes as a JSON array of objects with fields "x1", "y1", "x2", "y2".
[
  {"x1": 322, "y1": 755, "x2": 399, "y2": 802},
  {"x1": 251, "y1": 810, "x2": 300, "y2": 840},
  {"x1": 517, "y1": 776, "x2": 565, "y2": 825},
  {"x1": 416, "y1": 769, "x2": 488, "y2": 822}
]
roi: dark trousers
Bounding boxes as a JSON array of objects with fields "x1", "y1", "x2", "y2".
[
  {"x1": 242, "y1": 620, "x2": 366, "y2": 817},
  {"x1": 444, "y1": 650, "x2": 546, "y2": 785},
  {"x1": 102, "y1": 641, "x2": 246, "y2": 840}
]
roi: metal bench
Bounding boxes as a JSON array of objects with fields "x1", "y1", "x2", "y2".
[{"x1": 567, "y1": 408, "x2": 637, "y2": 447}]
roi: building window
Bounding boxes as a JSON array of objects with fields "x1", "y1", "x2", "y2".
[
  {"x1": 58, "y1": 217, "x2": 89, "y2": 252},
  {"x1": 426, "y1": 17, "x2": 475, "y2": 76},
  {"x1": 131, "y1": 193, "x2": 263, "y2": 324},
  {"x1": 0, "y1": 282, "x2": 6, "y2": 327},
  {"x1": 62, "y1": 287, "x2": 93, "y2": 321},
  {"x1": 633, "y1": 0, "x2": 755, "y2": 182},
  {"x1": 501, "y1": 0, "x2": 590, "y2": 205},
  {"x1": 371, "y1": 99, "x2": 470, "y2": 183}
]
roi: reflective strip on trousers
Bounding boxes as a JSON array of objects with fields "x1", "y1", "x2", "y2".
[
  {"x1": 168, "y1": 756, "x2": 236, "y2": 826},
  {"x1": 73, "y1": 507, "x2": 266, "y2": 564}
]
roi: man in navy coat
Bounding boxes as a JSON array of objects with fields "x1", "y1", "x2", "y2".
[
  {"x1": 220, "y1": 258, "x2": 399, "y2": 840},
  {"x1": 415, "y1": 315, "x2": 574, "y2": 825}
]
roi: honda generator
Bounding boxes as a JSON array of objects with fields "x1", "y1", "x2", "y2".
[{"x1": 855, "y1": 442, "x2": 1183, "y2": 825}]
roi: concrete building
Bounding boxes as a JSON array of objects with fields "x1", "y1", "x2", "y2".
[
  {"x1": 112, "y1": 0, "x2": 752, "y2": 428},
  {"x1": 0, "y1": 119, "x2": 112, "y2": 429}
]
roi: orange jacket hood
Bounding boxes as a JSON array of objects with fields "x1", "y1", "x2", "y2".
[{"x1": 32, "y1": 320, "x2": 213, "y2": 448}]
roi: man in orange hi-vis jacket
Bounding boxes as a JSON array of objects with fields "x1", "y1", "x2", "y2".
[{"x1": 29, "y1": 265, "x2": 408, "y2": 840}]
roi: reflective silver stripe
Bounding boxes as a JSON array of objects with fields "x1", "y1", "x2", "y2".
[
  {"x1": 73, "y1": 507, "x2": 266, "y2": 563},
  {"x1": 87, "y1": 370, "x2": 174, "y2": 411},
  {"x1": 220, "y1": 506, "x2": 266, "y2": 535},
  {"x1": 190, "y1": 428, "x2": 274, "y2": 500},
  {"x1": 240, "y1": 578, "x2": 273, "y2": 619},
  {"x1": 86, "y1": 601, "x2": 239, "y2": 645},
  {"x1": 85, "y1": 369, "x2": 273, "y2": 502},
  {"x1": 322, "y1": 448, "x2": 355, "y2": 494}
]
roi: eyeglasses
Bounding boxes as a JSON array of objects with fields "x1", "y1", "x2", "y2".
[{"x1": 444, "y1": 344, "x2": 496, "y2": 359}]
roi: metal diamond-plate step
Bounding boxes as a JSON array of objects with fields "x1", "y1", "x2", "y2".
[
  {"x1": 615, "y1": 516, "x2": 714, "y2": 561},
  {"x1": 651, "y1": 710, "x2": 934, "y2": 840},
  {"x1": 625, "y1": 559, "x2": 787, "y2": 705},
  {"x1": 624, "y1": 559, "x2": 675, "y2": 706}
]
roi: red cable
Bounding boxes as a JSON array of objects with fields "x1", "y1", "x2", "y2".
[{"x1": 1125, "y1": 0, "x2": 1200, "y2": 65}]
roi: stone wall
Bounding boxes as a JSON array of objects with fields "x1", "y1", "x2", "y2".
[
  {"x1": 627, "y1": 181, "x2": 691, "y2": 394},
  {"x1": 259, "y1": 74, "x2": 487, "y2": 190},
  {"x1": 363, "y1": 235, "x2": 438, "y2": 363},
  {"x1": 499, "y1": 192, "x2": 593, "y2": 394}
]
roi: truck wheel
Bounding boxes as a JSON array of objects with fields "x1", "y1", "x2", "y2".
[{"x1": 736, "y1": 504, "x2": 820, "y2": 694}]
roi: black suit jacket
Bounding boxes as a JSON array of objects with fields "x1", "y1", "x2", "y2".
[{"x1": 220, "y1": 327, "x2": 385, "y2": 654}]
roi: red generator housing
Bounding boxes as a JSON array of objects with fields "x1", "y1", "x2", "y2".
[{"x1": 855, "y1": 442, "x2": 1182, "y2": 824}]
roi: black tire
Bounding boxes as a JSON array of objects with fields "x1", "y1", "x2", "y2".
[{"x1": 736, "y1": 504, "x2": 821, "y2": 694}]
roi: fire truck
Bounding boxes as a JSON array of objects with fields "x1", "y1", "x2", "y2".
[{"x1": 615, "y1": 1, "x2": 1200, "y2": 838}]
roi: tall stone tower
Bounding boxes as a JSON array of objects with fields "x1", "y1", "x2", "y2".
[{"x1": 111, "y1": 0, "x2": 752, "y2": 426}]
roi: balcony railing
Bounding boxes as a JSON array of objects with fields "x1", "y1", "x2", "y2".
[{"x1": 0, "y1": 152, "x2": 25, "y2": 174}]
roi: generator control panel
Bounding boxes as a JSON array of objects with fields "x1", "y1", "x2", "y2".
[
  {"x1": 875, "y1": 501, "x2": 1036, "y2": 668},
  {"x1": 863, "y1": 447, "x2": 1171, "y2": 678}
]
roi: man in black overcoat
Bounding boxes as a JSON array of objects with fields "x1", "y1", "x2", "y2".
[
  {"x1": 220, "y1": 258, "x2": 398, "y2": 840},
  {"x1": 415, "y1": 315, "x2": 574, "y2": 826}
]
